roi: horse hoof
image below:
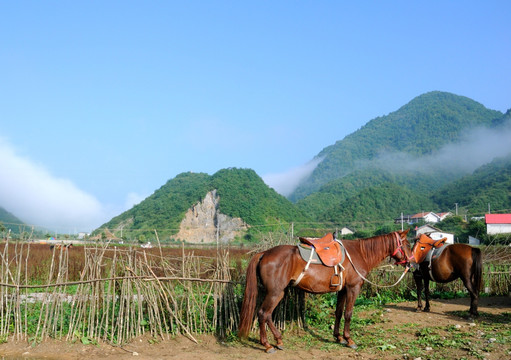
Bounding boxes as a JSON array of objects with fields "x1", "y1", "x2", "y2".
[
  {"x1": 265, "y1": 347, "x2": 276, "y2": 354},
  {"x1": 276, "y1": 345, "x2": 284, "y2": 351},
  {"x1": 337, "y1": 338, "x2": 347, "y2": 345},
  {"x1": 347, "y1": 343, "x2": 358, "y2": 349},
  {"x1": 415, "y1": 308, "x2": 422, "y2": 313}
]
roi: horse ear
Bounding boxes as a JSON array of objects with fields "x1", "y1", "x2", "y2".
[
  {"x1": 401, "y1": 228, "x2": 410, "y2": 236},
  {"x1": 434, "y1": 237, "x2": 447, "y2": 248},
  {"x1": 333, "y1": 231, "x2": 338, "y2": 240}
]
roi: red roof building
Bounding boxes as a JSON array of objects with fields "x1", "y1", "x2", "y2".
[{"x1": 485, "y1": 214, "x2": 511, "y2": 235}]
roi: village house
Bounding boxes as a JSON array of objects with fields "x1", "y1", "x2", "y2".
[
  {"x1": 415, "y1": 224, "x2": 455, "y2": 244},
  {"x1": 485, "y1": 214, "x2": 511, "y2": 235},
  {"x1": 339, "y1": 227, "x2": 354, "y2": 236},
  {"x1": 395, "y1": 211, "x2": 452, "y2": 225}
]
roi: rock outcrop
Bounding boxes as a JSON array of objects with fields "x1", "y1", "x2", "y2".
[{"x1": 174, "y1": 190, "x2": 248, "y2": 243}]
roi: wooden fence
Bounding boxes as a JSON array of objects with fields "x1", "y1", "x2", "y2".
[
  {"x1": 0, "y1": 240, "x2": 510, "y2": 345},
  {"x1": 0, "y1": 241, "x2": 239, "y2": 345}
]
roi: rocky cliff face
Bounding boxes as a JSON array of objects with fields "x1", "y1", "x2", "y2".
[{"x1": 174, "y1": 190, "x2": 248, "y2": 243}]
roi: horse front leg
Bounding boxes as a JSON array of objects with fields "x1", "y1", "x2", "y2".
[
  {"x1": 413, "y1": 270, "x2": 424, "y2": 312},
  {"x1": 341, "y1": 284, "x2": 362, "y2": 349},
  {"x1": 333, "y1": 289, "x2": 347, "y2": 343},
  {"x1": 257, "y1": 291, "x2": 285, "y2": 353}
]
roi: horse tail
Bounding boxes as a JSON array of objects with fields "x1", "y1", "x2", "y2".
[
  {"x1": 238, "y1": 251, "x2": 264, "y2": 339},
  {"x1": 472, "y1": 247, "x2": 483, "y2": 292}
]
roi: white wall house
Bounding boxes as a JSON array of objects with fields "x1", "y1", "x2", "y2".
[
  {"x1": 411, "y1": 212, "x2": 441, "y2": 224},
  {"x1": 340, "y1": 227, "x2": 354, "y2": 236},
  {"x1": 437, "y1": 212, "x2": 453, "y2": 221},
  {"x1": 486, "y1": 214, "x2": 511, "y2": 235},
  {"x1": 416, "y1": 224, "x2": 454, "y2": 244}
]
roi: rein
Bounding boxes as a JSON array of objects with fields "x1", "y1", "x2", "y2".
[{"x1": 339, "y1": 232, "x2": 411, "y2": 288}]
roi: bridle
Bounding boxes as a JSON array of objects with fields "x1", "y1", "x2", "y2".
[{"x1": 391, "y1": 232, "x2": 413, "y2": 266}]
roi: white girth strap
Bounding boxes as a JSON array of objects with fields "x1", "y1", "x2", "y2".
[
  {"x1": 426, "y1": 248, "x2": 436, "y2": 282},
  {"x1": 292, "y1": 247, "x2": 315, "y2": 286}
]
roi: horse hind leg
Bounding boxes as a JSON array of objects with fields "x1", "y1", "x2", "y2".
[
  {"x1": 462, "y1": 275, "x2": 479, "y2": 317},
  {"x1": 413, "y1": 270, "x2": 424, "y2": 312},
  {"x1": 257, "y1": 290, "x2": 285, "y2": 353},
  {"x1": 423, "y1": 277, "x2": 431, "y2": 312}
]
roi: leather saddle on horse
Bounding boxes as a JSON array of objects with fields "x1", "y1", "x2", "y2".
[
  {"x1": 298, "y1": 233, "x2": 345, "y2": 267},
  {"x1": 413, "y1": 234, "x2": 447, "y2": 264}
]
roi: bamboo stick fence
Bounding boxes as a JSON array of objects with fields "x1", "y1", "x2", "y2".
[
  {"x1": 0, "y1": 240, "x2": 239, "y2": 345},
  {"x1": 0, "y1": 237, "x2": 509, "y2": 346}
]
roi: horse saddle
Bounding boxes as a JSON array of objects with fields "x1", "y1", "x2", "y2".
[
  {"x1": 427, "y1": 244, "x2": 449, "y2": 263},
  {"x1": 298, "y1": 233, "x2": 345, "y2": 267},
  {"x1": 413, "y1": 234, "x2": 448, "y2": 264}
]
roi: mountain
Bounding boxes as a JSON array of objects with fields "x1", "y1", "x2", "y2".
[
  {"x1": 296, "y1": 168, "x2": 444, "y2": 220},
  {"x1": 318, "y1": 182, "x2": 437, "y2": 226},
  {"x1": 94, "y1": 92, "x2": 510, "y2": 241},
  {"x1": 289, "y1": 91, "x2": 503, "y2": 201},
  {"x1": 432, "y1": 154, "x2": 511, "y2": 216},
  {"x1": 96, "y1": 168, "x2": 311, "y2": 241},
  {"x1": 0, "y1": 207, "x2": 25, "y2": 235}
]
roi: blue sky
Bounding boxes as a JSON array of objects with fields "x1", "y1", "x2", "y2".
[{"x1": 1, "y1": 1, "x2": 510, "y2": 232}]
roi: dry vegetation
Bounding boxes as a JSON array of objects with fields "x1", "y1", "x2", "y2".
[{"x1": 0, "y1": 239, "x2": 509, "y2": 352}]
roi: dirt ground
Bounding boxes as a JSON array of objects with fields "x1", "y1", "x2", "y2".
[{"x1": 1, "y1": 296, "x2": 510, "y2": 360}]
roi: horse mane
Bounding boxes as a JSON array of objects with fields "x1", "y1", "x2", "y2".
[{"x1": 357, "y1": 233, "x2": 395, "y2": 268}]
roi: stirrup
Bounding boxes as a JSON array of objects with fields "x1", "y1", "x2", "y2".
[
  {"x1": 331, "y1": 273, "x2": 341, "y2": 287},
  {"x1": 330, "y1": 264, "x2": 344, "y2": 288}
]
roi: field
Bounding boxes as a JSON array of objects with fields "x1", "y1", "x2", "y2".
[
  {"x1": 0, "y1": 240, "x2": 510, "y2": 359},
  {"x1": 1, "y1": 296, "x2": 510, "y2": 359}
]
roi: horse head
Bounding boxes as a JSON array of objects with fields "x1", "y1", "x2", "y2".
[
  {"x1": 391, "y1": 229, "x2": 414, "y2": 266},
  {"x1": 412, "y1": 234, "x2": 447, "y2": 263}
]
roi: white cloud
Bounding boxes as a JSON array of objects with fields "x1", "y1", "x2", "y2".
[
  {"x1": 373, "y1": 119, "x2": 511, "y2": 173},
  {"x1": 0, "y1": 139, "x2": 107, "y2": 232},
  {"x1": 263, "y1": 158, "x2": 323, "y2": 197}
]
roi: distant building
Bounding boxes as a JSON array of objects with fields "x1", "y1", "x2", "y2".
[
  {"x1": 485, "y1": 214, "x2": 511, "y2": 235},
  {"x1": 415, "y1": 224, "x2": 454, "y2": 244},
  {"x1": 339, "y1": 227, "x2": 354, "y2": 236},
  {"x1": 395, "y1": 211, "x2": 453, "y2": 225},
  {"x1": 412, "y1": 212, "x2": 441, "y2": 224},
  {"x1": 437, "y1": 212, "x2": 453, "y2": 221}
]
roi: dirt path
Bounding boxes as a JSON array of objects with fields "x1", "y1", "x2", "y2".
[{"x1": 1, "y1": 296, "x2": 510, "y2": 360}]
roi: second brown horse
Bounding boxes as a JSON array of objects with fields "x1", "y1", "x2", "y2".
[
  {"x1": 238, "y1": 230, "x2": 412, "y2": 352},
  {"x1": 411, "y1": 234, "x2": 482, "y2": 316}
]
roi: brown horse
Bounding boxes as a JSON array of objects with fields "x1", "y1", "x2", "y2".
[
  {"x1": 411, "y1": 234, "x2": 482, "y2": 316},
  {"x1": 238, "y1": 230, "x2": 412, "y2": 353}
]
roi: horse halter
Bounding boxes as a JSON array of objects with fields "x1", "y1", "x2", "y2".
[{"x1": 391, "y1": 232, "x2": 413, "y2": 266}]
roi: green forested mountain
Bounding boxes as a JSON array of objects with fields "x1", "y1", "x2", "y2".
[
  {"x1": 432, "y1": 154, "x2": 511, "y2": 216},
  {"x1": 0, "y1": 206, "x2": 22, "y2": 226},
  {"x1": 318, "y1": 182, "x2": 437, "y2": 226},
  {"x1": 94, "y1": 92, "x2": 510, "y2": 241},
  {"x1": 0, "y1": 207, "x2": 25, "y2": 235},
  {"x1": 101, "y1": 171, "x2": 212, "y2": 236},
  {"x1": 296, "y1": 168, "x2": 448, "y2": 220},
  {"x1": 96, "y1": 168, "x2": 311, "y2": 240},
  {"x1": 211, "y1": 168, "x2": 309, "y2": 225},
  {"x1": 290, "y1": 91, "x2": 503, "y2": 201}
]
